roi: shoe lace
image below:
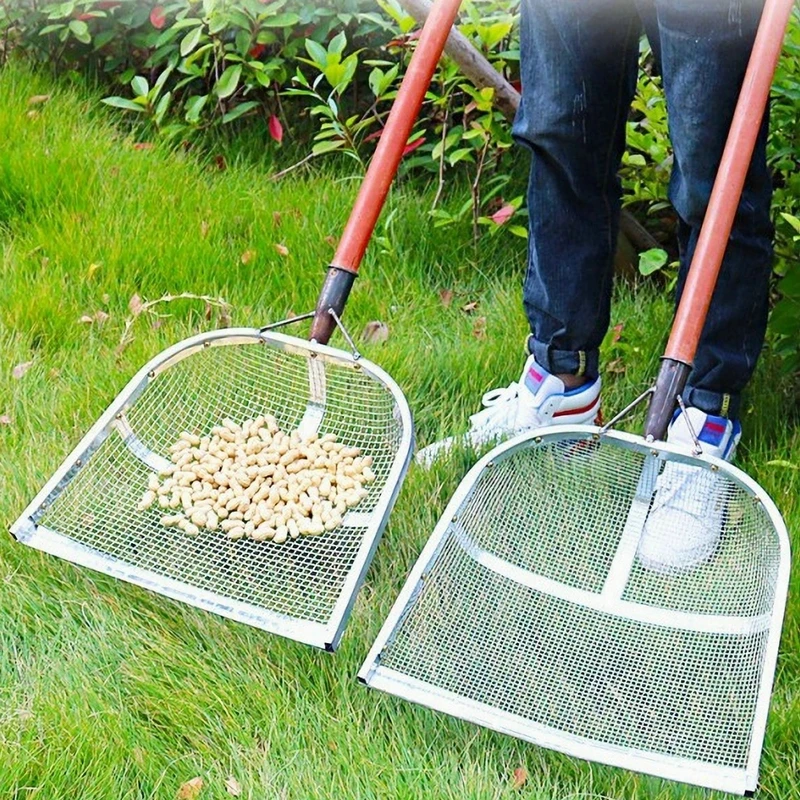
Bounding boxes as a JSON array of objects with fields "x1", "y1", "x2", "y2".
[{"x1": 469, "y1": 383, "x2": 521, "y2": 429}]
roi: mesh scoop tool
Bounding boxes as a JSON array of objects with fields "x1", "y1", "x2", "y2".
[
  {"x1": 10, "y1": 0, "x2": 464, "y2": 652},
  {"x1": 360, "y1": 0, "x2": 793, "y2": 791}
]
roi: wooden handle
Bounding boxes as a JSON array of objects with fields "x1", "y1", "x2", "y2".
[
  {"x1": 330, "y1": 0, "x2": 463, "y2": 273},
  {"x1": 665, "y1": 0, "x2": 794, "y2": 364}
]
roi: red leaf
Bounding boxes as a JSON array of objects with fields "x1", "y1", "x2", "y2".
[
  {"x1": 0, "y1": 414, "x2": 12, "y2": 426},
  {"x1": 402, "y1": 137, "x2": 425, "y2": 157},
  {"x1": 611, "y1": 322, "x2": 624, "y2": 343},
  {"x1": 268, "y1": 115, "x2": 283, "y2": 144},
  {"x1": 510, "y1": 79, "x2": 522, "y2": 93},
  {"x1": 363, "y1": 129, "x2": 383, "y2": 143},
  {"x1": 150, "y1": 5, "x2": 166, "y2": 29},
  {"x1": 512, "y1": 767, "x2": 528, "y2": 789},
  {"x1": 274, "y1": 243, "x2": 289, "y2": 257},
  {"x1": 249, "y1": 44, "x2": 266, "y2": 59},
  {"x1": 490, "y1": 203, "x2": 515, "y2": 226},
  {"x1": 76, "y1": 13, "x2": 94, "y2": 21},
  {"x1": 133, "y1": 142, "x2": 154, "y2": 151},
  {"x1": 439, "y1": 289, "x2": 454, "y2": 307},
  {"x1": 214, "y1": 154, "x2": 227, "y2": 171}
]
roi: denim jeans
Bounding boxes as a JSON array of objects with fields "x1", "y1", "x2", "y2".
[{"x1": 513, "y1": 0, "x2": 773, "y2": 419}]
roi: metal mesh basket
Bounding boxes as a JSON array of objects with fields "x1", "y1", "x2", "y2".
[
  {"x1": 360, "y1": 427, "x2": 789, "y2": 794},
  {"x1": 12, "y1": 328, "x2": 413, "y2": 650}
]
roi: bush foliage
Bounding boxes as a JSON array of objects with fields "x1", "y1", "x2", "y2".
[{"x1": 1, "y1": 0, "x2": 798, "y2": 373}]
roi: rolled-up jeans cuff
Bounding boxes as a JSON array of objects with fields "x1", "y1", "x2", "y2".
[
  {"x1": 526, "y1": 336, "x2": 599, "y2": 380},
  {"x1": 682, "y1": 385, "x2": 740, "y2": 420}
]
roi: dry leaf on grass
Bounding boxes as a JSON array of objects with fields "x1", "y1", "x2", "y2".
[
  {"x1": 224, "y1": 776, "x2": 242, "y2": 797},
  {"x1": 129, "y1": 294, "x2": 144, "y2": 316},
  {"x1": 439, "y1": 289, "x2": 454, "y2": 307},
  {"x1": 461, "y1": 301, "x2": 479, "y2": 314},
  {"x1": 240, "y1": 249, "x2": 256, "y2": 265},
  {"x1": 79, "y1": 315, "x2": 94, "y2": 324},
  {"x1": 200, "y1": 220, "x2": 210, "y2": 239},
  {"x1": 177, "y1": 776, "x2": 204, "y2": 800},
  {"x1": 12, "y1": 361, "x2": 33, "y2": 380},
  {"x1": 611, "y1": 322, "x2": 624, "y2": 343},
  {"x1": 472, "y1": 316, "x2": 487, "y2": 339},
  {"x1": 275, "y1": 243, "x2": 289, "y2": 257},
  {"x1": 361, "y1": 321, "x2": 389, "y2": 344},
  {"x1": 512, "y1": 766, "x2": 528, "y2": 789},
  {"x1": 28, "y1": 94, "x2": 51, "y2": 106},
  {"x1": 606, "y1": 357, "x2": 626, "y2": 375},
  {"x1": 0, "y1": 414, "x2": 12, "y2": 426}
]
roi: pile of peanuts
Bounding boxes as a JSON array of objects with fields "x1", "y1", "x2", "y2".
[{"x1": 136, "y1": 415, "x2": 376, "y2": 543}]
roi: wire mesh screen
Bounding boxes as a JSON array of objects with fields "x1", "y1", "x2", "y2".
[
  {"x1": 374, "y1": 434, "x2": 784, "y2": 776},
  {"x1": 33, "y1": 336, "x2": 406, "y2": 629}
]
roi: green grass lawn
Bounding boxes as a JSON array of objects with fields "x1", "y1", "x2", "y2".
[{"x1": 2, "y1": 64, "x2": 799, "y2": 799}]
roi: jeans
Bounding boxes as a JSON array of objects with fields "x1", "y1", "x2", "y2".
[{"x1": 513, "y1": 0, "x2": 773, "y2": 419}]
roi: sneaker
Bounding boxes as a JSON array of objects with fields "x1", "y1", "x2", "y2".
[
  {"x1": 416, "y1": 355, "x2": 601, "y2": 466},
  {"x1": 637, "y1": 407, "x2": 742, "y2": 574}
]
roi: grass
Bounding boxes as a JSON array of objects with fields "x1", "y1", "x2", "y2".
[{"x1": 1, "y1": 62, "x2": 799, "y2": 800}]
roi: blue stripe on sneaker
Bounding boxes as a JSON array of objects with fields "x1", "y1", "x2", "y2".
[{"x1": 698, "y1": 416, "x2": 727, "y2": 447}]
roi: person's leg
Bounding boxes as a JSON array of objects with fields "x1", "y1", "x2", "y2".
[
  {"x1": 514, "y1": 0, "x2": 641, "y2": 382},
  {"x1": 653, "y1": 0, "x2": 772, "y2": 419}
]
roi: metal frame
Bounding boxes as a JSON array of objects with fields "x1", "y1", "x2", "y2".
[
  {"x1": 11, "y1": 327, "x2": 414, "y2": 651},
  {"x1": 359, "y1": 424, "x2": 790, "y2": 794}
]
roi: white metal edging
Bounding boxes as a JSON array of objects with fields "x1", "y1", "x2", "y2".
[{"x1": 365, "y1": 666, "x2": 754, "y2": 795}]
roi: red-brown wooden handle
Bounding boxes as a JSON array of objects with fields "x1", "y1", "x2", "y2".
[
  {"x1": 665, "y1": 0, "x2": 794, "y2": 364},
  {"x1": 310, "y1": 0, "x2": 463, "y2": 344}
]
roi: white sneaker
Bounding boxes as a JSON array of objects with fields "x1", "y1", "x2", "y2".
[
  {"x1": 637, "y1": 407, "x2": 742, "y2": 574},
  {"x1": 416, "y1": 355, "x2": 601, "y2": 466}
]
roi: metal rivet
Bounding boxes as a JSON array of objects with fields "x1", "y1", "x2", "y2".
[
  {"x1": 75, "y1": 459, "x2": 82, "y2": 467},
  {"x1": 204, "y1": 341, "x2": 211, "y2": 348},
  {"x1": 147, "y1": 371, "x2": 155, "y2": 379},
  {"x1": 534, "y1": 437, "x2": 542, "y2": 444},
  {"x1": 651, "y1": 449, "x2": 658, "y2": 457},
  {"x1": 711, "y1": 464, "x2": 719, "y2": 472}
]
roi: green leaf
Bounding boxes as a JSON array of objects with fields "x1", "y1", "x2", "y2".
[
  {"x1": 638, "y1": 248, "x2": 668, "y2": 276},
  {"x1": 180, "y1": 25, "x2": 204, "y2": 57},
  {"x1": 214, "y1": 64, "x2": 242, "y2": 99},
  {"x1": 261, "y1": 12, "x2": 300, "y2": 27},
  {"x1": 329, "y1": 30, "x2": 347, "y2": 56},
  {"x1": 154, "y1": 91, "x2": 172, "y2": 125},
  {"x1": 184, "y1": 94, "x2": 209, "y2": 124},
  {"x1": 780, "y1": 212, "x2": 800, "y2": 235},
  {"x1": 304, "y1": 39, "x2": 328, "y2": 68},
  {"x1": 101, "y1": 96, "x2": 147, "y2": 113},
  {"x1": 131, "y1": 75, "x2": 149, "y2": 98},
  {"x1": 222, "y1": 101, "x2": 260, "y2": 123},
  {"x1": 311, "y1": 139, "x2": 344, "y2": 155},
  {"x1": 68, "y1": 19, "x2": 91, "y2": 44}
]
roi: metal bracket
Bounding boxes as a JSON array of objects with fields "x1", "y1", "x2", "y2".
[{"x1": 599, "y1": 387, "x2": 655, "y2": 435}]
